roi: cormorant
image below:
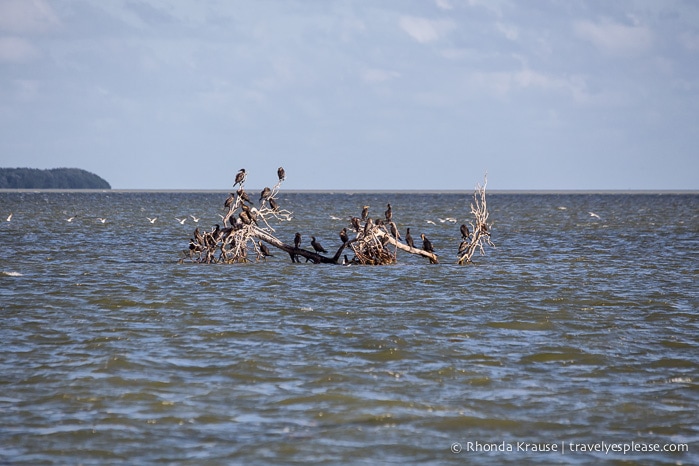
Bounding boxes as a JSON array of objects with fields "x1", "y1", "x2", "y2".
[
  {"x1": 260, "y1": 187, "x2": 271, "y2": 202},
  {"x1": 460, "y1": 224, "x2": 470, "y2": 240},
  {"x1": 294, "y1": 232, "x2": 302, "y2": 249},
  {"x1": 350, "y1": 217, "x2": 361, "y2": 232},
  {"x1": 239, "y1": 210, "x2": 251, "y2": 225},
  {"x1": 458, "y1": 241, "x2": 469, "y2": 255},
  {"x1": 224, "y1": 193, "x2": 235, "y2": 209},
  {"x1": 269, "y1": 198, "x2": 279, "y2": 211},
  {"x1": 361, "y1": 205, "x2": 369, "y2": 221},
  {"x1": 311, "y1": 236, "x2": 327, "y2": 253},
  {"x1": 277, "y1": 166, "x2": 285, "y2": 182},
  {"x1": 211, "y1": 224, "x2": 220, "y2": 240},
  {"x1": 339, "y1": 227, "x2": 349, "y2": 243},
  {"x1": 234, "y1": 168, "x2": 246, "y2": 187},
  {"x1": 421, "y1": 233, "x2": 434, "y2": 253},
  {"x1": 385, "y1": 203, "x2": 392, "y2": 222},
  {"x1": 259, "y1": 241, "x2": 273, "y2": 257},
  {"x1": 363, "y1": 218, "x2": 374, "y2": 235},
  {"x1": 237, "y1": 188, "x2": 251, "y2": 204},
  {"x1": 405, "y1": 228, "x2": 415, "y2": 248},
  {"x1": 389, "y1": 222, "x2": 400, "y2": 239}
]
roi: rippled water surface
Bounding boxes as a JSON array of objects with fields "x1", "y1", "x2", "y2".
[{"x1": 1, "y1": 191, "x2": 697, "y2": 465}]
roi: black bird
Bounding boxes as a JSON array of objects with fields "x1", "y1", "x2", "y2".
[
  {"x1": 237, "y1": 188, "x2": 251, "y2": 204},
  {"x1": 339, "y1": 227, "x2": 349, "y2": 243},
  {"x1": 363, "y1": 218, "x2": 374, "y2": 236},
  {"x1": 311, "y1": 236, "x2": 327, "y2": 253},
  {"x1": 361, "y1": 205, "x2": 369, "y2": 221},
  {"x1": 350, "y1": 216, "x2": 361, "y2": 232},
  {"x1": 294, "y1": 232, "x2": 302, "y2": 249},
  {"x1": 460, "y1": 224, "x2": 470, "y2": 240},
  {"x1": 234, "y1": 168, "x2": 246, "y2": 187},
  {"x1": 421, "y1": 233, "x2": 434, "y2": 253},
  {"x1": 211, "y1": 224, "x2": 221, "y2": 241},
  {"x1": 405, "y1": 228, "x2": 415, "y2": 248},
  {"x1": 269, "y1": 198, "x2": 279, "y2": 211},
  {"x1": 277, "y1": 166, "x2": 286, "y2": 182},
  {"x1": 260, "y1": 187, "x2": 271, "y2": 202},
  {"x1": 259, "y1": 241, "x2": 273, "y2": 257},
  {"x1": 224, "y1": 192, "x2": 235, "y2": 209},
  {"x1": 239, "y1": 210, "x2": 252, "y2": 225},
  {"x1": 385, "y1": 203, "x2": 392, "y2": 222},
  {"x1": 458, "y1": 241, "x2": 469, "y2": 255},
  {"x1": 389, "y1": 222, "x2": 400, "y2": 239}
]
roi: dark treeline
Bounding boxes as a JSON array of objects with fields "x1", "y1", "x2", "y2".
[{"x1": 0, "y1": 168, "x2": 111, "y2": 189}]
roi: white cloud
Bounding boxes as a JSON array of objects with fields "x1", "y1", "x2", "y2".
[
  {"x1": 574, "y1": 18, "x2": 653, "y2": 56},
  {"x1": 399, "y1": 16, "x2": 455, "y2": 44},
  {"x1": 0, "y1": 36, "x2": 38, "y2": 62},
  {"x1": 0, "y1": 0, "x2": 59, "y2": 33}
]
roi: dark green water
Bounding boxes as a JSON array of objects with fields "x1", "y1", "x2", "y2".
[{"x1": 1, "y1": 191, "x2": 697, "y2": 465}]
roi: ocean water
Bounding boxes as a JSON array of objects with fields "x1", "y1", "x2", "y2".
[{"x1": 0, "y1": 190, "x2": 697, "y2": 465}]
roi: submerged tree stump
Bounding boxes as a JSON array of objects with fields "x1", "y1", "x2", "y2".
[{"x1": 180, "y1": 168, "x2": 492, "y2": 265}]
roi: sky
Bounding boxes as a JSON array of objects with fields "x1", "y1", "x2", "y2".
[{"x1": 0, "y1": 0, "x2": 698, "y2": 191}]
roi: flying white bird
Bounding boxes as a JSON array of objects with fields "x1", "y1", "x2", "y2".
[
  {"x1": 147, "y1": 217, "x2": 157, "y2": 224},
  {"x1": 66, "y1": 216, "x2": 76, "y2": 222},
  {"x1": 6, "y1": 213, "x2": 12, "y2": 221},
  {"x1": 176, "y1": 217, "x2": 187, "y2": 224},
  {"x1": 588, "y1": 212, "x2": 601, "y2": 219},
  {"x1": 190, "y1": 215, "x2": 200, "y2": 223},
  {"x1": 98, "y1": 218, "x2": 107, "y2": 223}
]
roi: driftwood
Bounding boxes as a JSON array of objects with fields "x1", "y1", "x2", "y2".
[
  {"x1": 180, "y1": 168, "x2": 492, "y2": 265},
  {"x1": 457, "y1": 176, "x2": 495, "y2": 264}
]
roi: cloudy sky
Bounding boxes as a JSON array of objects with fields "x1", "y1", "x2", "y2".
[{"x1": 1, "y1": 0, "x2": 698, "y2": 190}]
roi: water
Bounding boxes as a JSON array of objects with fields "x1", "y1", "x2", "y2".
[{"x1": 1, "y1": 191, "x2": 697, "y2": 465}]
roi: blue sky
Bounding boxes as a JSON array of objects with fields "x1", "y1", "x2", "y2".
[{"x1": 1, "y1": 0, "x2": 698, "y2": 190}]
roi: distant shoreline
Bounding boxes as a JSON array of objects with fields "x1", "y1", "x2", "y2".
[{"x1": 1, "y1": 188, "x2": 697, "y2": 195}]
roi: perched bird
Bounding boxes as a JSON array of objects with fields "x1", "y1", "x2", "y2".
[
  {"x1": 176, "y1": 217, "x2": 186, "y2": 224},
  {"x1": 339, "y1": 227, "x2": 349, "y2": 243},
  {"x1": 361, "y1": 205, "x2": 369, "y2": 221},
  {"x1": 259, "y1": 241, "x2": 273, "y2": 257},
  {"x1": 239, "y1": 210, "x2": 251, "y2": 225},
  {"x1": 363, "y1": 218, "x2": 374, "y2": 236},
  {"x1": 269, "y1": 198, "x2": 279, "y2": 211},
  {"x1": 389, "y1": 222, "x2": 400, "y2": 239},
  {"x1": 224, "y1": 193, "x2": 235, "y2": 209},
  {"x1": 385, "y1": 203, "x2": 392, "y2": 222},
  {"x1": 294, "y1": 232, "x2": 302, "y2": 249},
  {"x1": 460, "y1": 224, "x2": 470, "y2": 240},
  {"x1": 260, "y1": 187, "x2": 271, "y2": 202},
  {"x1": 405, "y1": 228, "x2": 415, "y2": 248},
  {"x1": 237, "y1": 188, "x2": 251, "y2": 204},
  {"x1": 147, "y1": 217, "x2": 157, "y2": 224},
  {"x1": 277, "y1": 166, "x2": 286, "y2": 182},
  {"x1": 311, "y1": 236, "x2": 327, "y2": 253},
  {"x1": 421, "y1": 233, "x2": 434, "y2": 253},
  {"x1": 211, "y1": 224, "x2": 220, "y2": 240},
  {"x1": 458, "y1": 241, "x2": 469, "y2": 255},
  {"x1": 233, "y1": 168, "x2": 246, "y2": 187},
  {"x1": 350, "y1": 216, "x2": 361, "y2": 232}
]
